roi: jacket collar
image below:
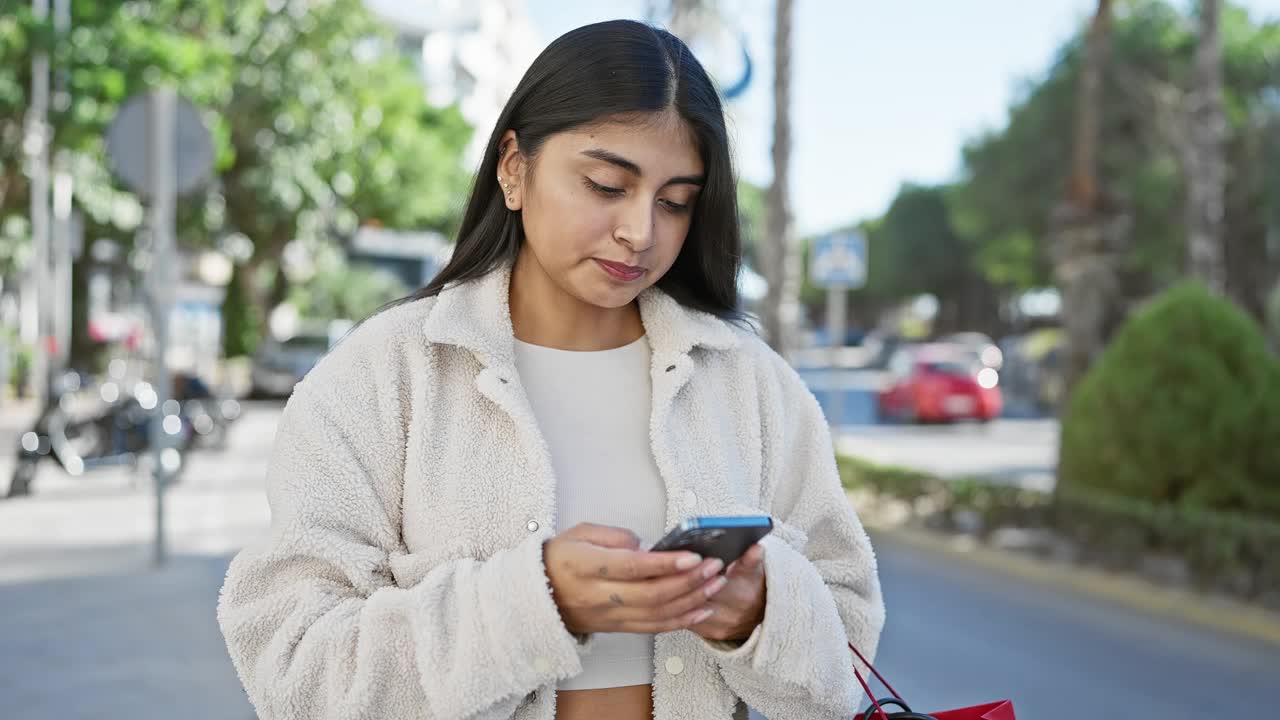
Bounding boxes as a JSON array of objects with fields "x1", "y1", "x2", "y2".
[{"x1": 421, "y1": 263, "x2": 740, "y2": 368}]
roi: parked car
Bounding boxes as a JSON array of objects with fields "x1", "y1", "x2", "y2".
[
  {"x1": 938, "y1": 331, "x2": 1004, "y2": 370},
  {"x1": 877, "y1": 344, "x2": 1003, "y2": 423},
  {"x1": 250, "y1": 332, "x2": 332, "y2": 398}
]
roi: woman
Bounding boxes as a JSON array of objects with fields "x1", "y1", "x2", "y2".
[{"x1": 218, "y1": 19, "x2": 884, "y2": 720}]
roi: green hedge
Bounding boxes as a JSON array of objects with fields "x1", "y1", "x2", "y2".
[
  {"x1": 838, "y1": 454, "x2": 1280, "y2": 602},
  {"x1": 1060, "y1": 282, "x2": 1280, "y2": 519}
]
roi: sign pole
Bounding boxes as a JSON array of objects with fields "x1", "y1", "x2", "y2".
[
  {"x1": 810, "y1": 230, "x2": 867, "y2": 432},
  {"x1": 106, "y1": 88, "x2": 212, "y2": 568},
  {"x1": 826, "y1": 284, "x2": 847, "y2": 429},
  {"x1": 148, "y1": 88, "x2": 176, "y2": 568}
]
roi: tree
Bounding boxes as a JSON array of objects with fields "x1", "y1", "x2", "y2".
[
  {"x1": 0, "y1": 2, "x2": 472, "y2": 363},
  {"x1": 1185, "y1": 0, "x2": 1228, "y2": 292},
  {"x1": 286, "y1": 246, "x2": 408, "y2": 326},
  {"x1": 869, "y1": 183, "x2": 998, "y2": 335},
  {"x1": 1051, "y1": 0, "x2": 1127, "y2": 400},
  {"x1": 759, "y1": 0, "x2": 799, "y2": 353},
  {"x1": 952, "y1": 0, "x2": 1280, "y2": 325},
  {"x1": 221, "y1": 262, "x2": 260, "y2": 359},
  {"x1": 213, "y1": 0, "x2": 469, "y2": 329}
]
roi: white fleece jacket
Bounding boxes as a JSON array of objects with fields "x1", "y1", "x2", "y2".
[{"x1": 217, "y1": 265, "x2": 885, "y2": 720}]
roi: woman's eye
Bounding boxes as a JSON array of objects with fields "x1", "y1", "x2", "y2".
[
  {"x1": 584, "y1": 177, "x2": 624, "y2": 197},
  {"x1": 660, "y1": 199, "x2": 691, "y2": 214}
]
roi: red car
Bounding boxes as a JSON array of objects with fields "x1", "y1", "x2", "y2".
[{"x1": 877, "y1": 344, "x2": 1003, "y2": 423}]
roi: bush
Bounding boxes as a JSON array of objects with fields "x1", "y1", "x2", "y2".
[
  {"x1": 837, "y1": 454, "x2": 942, "y2": 499},
  {"x1": 838, "y1": 452, "x2": 1280, "y2": 602},
  {"x1": 1060, "y1": 282, "x2": 1280, "y2": 520}
]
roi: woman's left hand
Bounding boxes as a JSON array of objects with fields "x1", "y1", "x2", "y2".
[{"x1": 688, "y1": 543, "x2": 767, "y2": 643}]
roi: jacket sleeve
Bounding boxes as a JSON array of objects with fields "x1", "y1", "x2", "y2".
[
  {"x1": 216, "y1": 349, "x2": 588, "y2": 720},
  {"x1": 699, "y1": 353, "x2": 886, "y2": 719}
]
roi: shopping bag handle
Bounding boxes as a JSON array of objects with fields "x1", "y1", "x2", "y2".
[{"x1": 848, "y1": 643, "x2": 905, "y2": 720}]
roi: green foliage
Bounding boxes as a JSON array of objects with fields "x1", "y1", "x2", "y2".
[
  {"x1": 286, "y1": 246, "x2": 408, "y2": 323},
  {"x1": 837, "y1": 454, "x2": 943, "y2": 498},
  {"x1": 737, "y1": 180, "x2": 767, "y2": 269},
  {"x1": 1, "y1": 1, "x2": 473, "y2": 358},
  {"x1": 869, "y1": 184, "x2": 973, "y2": 301},
  {"x1": 839, "y1": 451, "x2": 1280, "y2": 599},
  {"x1": 1060, "y1": 282, "x2": 1280, "y2": 518},
  {"x1": 946, "y1": 0, "x2": 1280, "y2": 300},
  {"x1": 221, "y1": 263, "x2": 261, "y2": 359}
]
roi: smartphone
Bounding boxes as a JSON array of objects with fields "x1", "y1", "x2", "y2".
[{"x1": 649, "y1": 515, "x2": 773, "y2": 567}]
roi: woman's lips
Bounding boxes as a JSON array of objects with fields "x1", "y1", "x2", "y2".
[{"x1": 595, "y1": 259, "x2": 646, "y2": 281}]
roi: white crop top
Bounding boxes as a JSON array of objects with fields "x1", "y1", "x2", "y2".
[{"x1": 513, "y1": 334, "x2": 668, "y2": 691}]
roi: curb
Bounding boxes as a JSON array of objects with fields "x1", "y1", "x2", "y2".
[{"x1": 865, "y1": 520, "x2": 1280, "y2": 648}]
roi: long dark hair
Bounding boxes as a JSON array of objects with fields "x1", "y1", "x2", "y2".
[{"x1": 400, "y1": 19, "x2": 742, "y2": 319}]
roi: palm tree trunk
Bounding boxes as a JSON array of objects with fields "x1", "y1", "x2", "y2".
[
  {"x1": 1052, "y1": 0, "x2": 1124, "y2": 400},
  {"x1": 760, "y1": 0, "x2": 798, "y2": 354},
  {"x1": 1185, "y1": 0, "x2": 1227, "y2": 293}
]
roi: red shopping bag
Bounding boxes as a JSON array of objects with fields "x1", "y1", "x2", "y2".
[{"x1": 849, "y1": 644, "x2": 1016, "y2": 720}]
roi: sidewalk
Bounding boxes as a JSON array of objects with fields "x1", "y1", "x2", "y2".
[
  {"x1": 0, "y1": 554, "x2": 255, "y2": 720},
  {"x1": 0, "y1": 404, "x2": 277, "y2": 720}
]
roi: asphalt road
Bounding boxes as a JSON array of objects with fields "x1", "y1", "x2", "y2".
[{"x1": 866, "y1": 532, "x2": 1280, "y2": 719}]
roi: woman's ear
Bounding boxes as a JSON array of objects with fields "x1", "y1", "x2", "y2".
[{"x1": 496, "y1": 129, "x2": 524, "y2": 211}]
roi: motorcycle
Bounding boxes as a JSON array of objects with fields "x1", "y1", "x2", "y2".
[
  {"x1": 172, "y1": 372, "x2": 241, "y2": 451},
  {"x1": 6, "y1": 371, "x2": 239, "y2": 498}
]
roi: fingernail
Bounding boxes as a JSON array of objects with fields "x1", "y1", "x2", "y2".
[
  {"x1": 705, "y1": 576, "x2": 729, "y2": 598},
  {"x1": 702, "y1": 559, "x2": 724, "y2": 578},
  {"x1": 693, "y1": 607, "x2": 714, "y2": 623},
  {"x1": 676, "y1": 554, "x2": 702, "y2": 570}
]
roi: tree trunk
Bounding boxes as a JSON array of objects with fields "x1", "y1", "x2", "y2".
[
  {"x1": 760, "y1": 0, "x2": 799, "y2": 354},
  {"x1": 1222, "y1": 120, "x2": 1272, "y2": 323},
  {"x1": 1052, "y1": 0, "x2": 1125, "y2": 401},
  {"x1": 1185, "y1": 0, "x2": 1228, "y2": 293}
]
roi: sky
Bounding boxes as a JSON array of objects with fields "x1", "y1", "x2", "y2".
[{"x1": 525, "y1": 0, "x2": 1280, "y2": 236}]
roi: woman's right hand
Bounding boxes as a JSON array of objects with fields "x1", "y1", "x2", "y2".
[{"x1": 543, "y1": 523, "x2": 729, "y2": 635}]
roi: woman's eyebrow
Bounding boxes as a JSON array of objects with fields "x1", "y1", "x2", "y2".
[{"x1": 580, "y1": 148, "x2": 705, "y2": 187}]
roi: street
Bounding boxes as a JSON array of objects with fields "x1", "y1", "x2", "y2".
[
  {"x1": 871, "y1": 533, "x2": 1279, "y2": 719},
  {"x1": 0, "y1": 401, "x2": 1275, "y2": 719}
]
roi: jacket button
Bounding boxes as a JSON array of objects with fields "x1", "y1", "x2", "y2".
[
  {"x1": 665, "y1": 656, "x2": 685, "y2": 675},
  {"x1": 526, "y1": 520, "x2": 540, "y2": 533},
  {"x1": 533, "y1": 657, "x2": 551, "y2": 673},
  {"x1": 684, "y1": 489, "x2": 698, "y2": 508}
]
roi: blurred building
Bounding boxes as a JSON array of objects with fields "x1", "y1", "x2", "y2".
[{"x1": 365, "y1": 0, "x2": 543, "y2": 166}]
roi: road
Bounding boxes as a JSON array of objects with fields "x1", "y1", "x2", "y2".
[
  {"x1": 869, "y1": 533, "x2": 1279, "y2": 719},
  {"x1": 1, "y1": 402, "x2": 1274, "y2": 719}
]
